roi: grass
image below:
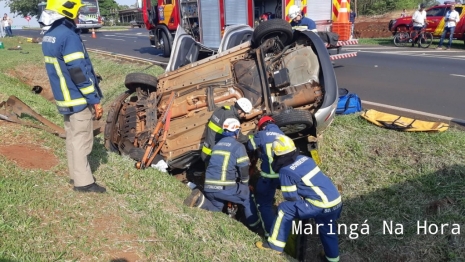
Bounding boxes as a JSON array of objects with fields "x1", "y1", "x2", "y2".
[
  {"x1": 358, "y1": 36, "x2": 465, "y2": 50},
  {"x1": 0, "y1": 36, "x2": 465, "y2": 262}
]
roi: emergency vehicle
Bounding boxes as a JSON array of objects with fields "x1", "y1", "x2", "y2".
[
  {"x1": 389, "y1": 1, "x2": 465, "y2": 43},
  {"x1": 141, "y1": 0, "x2": 358, "y2": 58}
]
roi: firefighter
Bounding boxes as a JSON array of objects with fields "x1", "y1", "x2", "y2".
[
  {"x1": 246, "y1": 116, "x2": 284, "y2": 235},
  {"x1": 200, "y1": 98, "x2": 253, "y2": 164},
  {"x1": 39, "y1": 0, "x2": 105, "y2": 193},
  {"x1": 184, "y1": 118, "x2": 261, "y2": 231},
  {"x1": 256, "y1": 135, "x2": 342, "y2": 262},
  {"x1": 288, "y1": 5, "x2": 317, "y2": 31}
]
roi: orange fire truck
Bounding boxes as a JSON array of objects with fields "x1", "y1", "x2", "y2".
[{"x1": 142, "y1": 0, "x2": 357, "y2": 58}]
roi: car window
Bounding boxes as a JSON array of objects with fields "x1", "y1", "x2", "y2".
[
  {"x1": 455, "y1": 7, "x2": 463, "y2": 15},
  {"x1": 426, "y1": 7, "x2": 446, "y2": 17}
]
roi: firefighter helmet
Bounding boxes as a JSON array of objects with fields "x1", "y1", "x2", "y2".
[
  {"x1": 235, "y1": 98, "x2": 253, "y2": 114},
  {"x1": 223, "y1": 118, "x2": 241, "y2": 132},
  {"x1": 257, "y1": 116, "x2": 275, "y2": 130},
  {"x1": 288, "y1": 5, "x2": 301, "y2": 20},
  {"x1": 272, "y1": 135, "x2": 296, "y2": 156},
  {"x1": 46, "y1": 0, "x2": 84, "y2": 20}
]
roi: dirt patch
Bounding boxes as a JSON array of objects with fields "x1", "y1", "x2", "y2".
[
  {"x1": 6, "y1": 64, "x2": 55, "y2": 102},
  {"x1": 0, "y1": 144, "x2": 58, "y2": 170},
  {"x1": 110, "y1": 251, "x2": 141, "y2": 262},
  {"x1": 355, "y1": 21, "x2": 393, "y2": 38}
]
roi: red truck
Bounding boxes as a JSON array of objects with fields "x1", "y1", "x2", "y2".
[
  {"x1": 389, "y1": 1, "x2": 465, "y2": 43},
  {"x1": 141, "y1": 0, "x2": 358, "y2": 59}
]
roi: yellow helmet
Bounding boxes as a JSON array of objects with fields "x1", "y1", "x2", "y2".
[
  {"x1": 46, "y1": 0, "x2": 84, "y2": 20},
  {"x1": 272, "y1": 135, "x2": 296, "y2": 156}
]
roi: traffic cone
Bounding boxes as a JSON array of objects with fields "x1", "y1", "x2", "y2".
[
  {"x1": 337, "y1": 0, "x2": 350, "y2": 23},
  {"x1": 91, "y1": 28, "x2": 96, "y2": 39},
  {"x1": 332, "y1": 0, "x2": 351, "y2": 41}
]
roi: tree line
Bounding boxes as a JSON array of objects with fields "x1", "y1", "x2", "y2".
[{"x1": 355, "y1": 0, "x2": 444, "y2": 15}]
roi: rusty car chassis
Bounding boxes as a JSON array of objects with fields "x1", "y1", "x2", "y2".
[{"x1": 104, "y1": 20, "x2": 339, "y2": 170}]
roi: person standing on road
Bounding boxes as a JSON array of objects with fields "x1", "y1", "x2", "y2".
[
  {"x1": 256, "y1": 135, "x2": 343, "y2": 262},
  {"x1": 184, "y1": 118, "x2": 262, "y2": 233},
  {"x1": 246, "y1": 116, "x2": 284, "y2": 236},
  {"x1": 288, "y1": 5, "x2": 317, "y2": 32},
  {"x1": 436, "y1": 4, "x2": 460, "y2": 50},
  {"x1": 39, "y1": 0, "x2": 106, "y2": 193},
  {"x1": 411, "y1": 4, "x2": 427, "y2": 47},
  {"x1": 349, "y1": 8, "x2": 357, "y2": 37}
]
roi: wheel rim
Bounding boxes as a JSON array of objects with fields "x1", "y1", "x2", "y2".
[{"x1": 280, "y1": 124, "x2": 308, "y2": 134}]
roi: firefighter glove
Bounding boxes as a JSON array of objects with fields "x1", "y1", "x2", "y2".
[{"x1": 94, "y1": 103, "x2": 103, "y2": 120}]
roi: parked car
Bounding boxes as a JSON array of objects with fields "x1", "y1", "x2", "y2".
[
  {"x1": 104, "y1": 19, "x2": 339, "y2": 171},
  {"x1": 389, "y1": 2, "x2": 465, "y2": 42}
]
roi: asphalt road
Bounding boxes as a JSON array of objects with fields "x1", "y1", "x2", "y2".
[{"x1": 13, "y1": 29, "x2": 465, "y2": 119}]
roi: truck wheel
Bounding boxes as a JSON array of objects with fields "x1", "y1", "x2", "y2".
[
  {"x1": 160, "y1": 30, "x2": 171, "y2": 57},
  {"x1": 251, "y1": 19, "x2": 293, "y2": 48},
  {"x1": 104, "y1": 90, "x2": 133, "y2": 152},
  {"x1": 124, "y1": 73, "x2": 158, "y2": 92},
  {"x1": 274, "y1": 109, "x2": 314, "y2": 137}
]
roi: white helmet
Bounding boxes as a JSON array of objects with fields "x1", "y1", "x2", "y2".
[
  {"x1": 288, "y1": 5, "x2": 301, "y2": 19},
  {"x1": 223, "y1": 118, "x2": 241, "y2": 132},
  {"x1": 235, "y1": 98, "x2": 253, "y2": 114}
]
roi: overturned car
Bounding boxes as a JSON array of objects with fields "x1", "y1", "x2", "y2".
[{"x1": 104, "y1": 19, "x2": 339, "y2": 170}]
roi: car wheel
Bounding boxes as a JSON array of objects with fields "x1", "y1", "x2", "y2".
[
  {"x1": 81, "y1": 29, "x2": 89, "y2": 34},
  {"x1": 124, "y1": 73, "x2": 158, "y2": 92},
  {"x1": 273, "y1": 109, "x2": 314, "y2": 137},
  {"x1": 160, "y1": 30, "x2": 171, "y2": 57},
  {"x1": 251, "y1": 19, "x2": 293, "y2": 48},
  {"x1": 104, "y1": 90, "x2": 133, "y2": 152}
]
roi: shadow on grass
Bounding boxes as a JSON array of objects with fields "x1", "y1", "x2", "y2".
[
  {"x1": 300, "y1": 164, "x2": 465, "y2": 262},
  {"x1": 90, "y1": 136, "x2": 110, "y2": 173},
  {"x1": 0, "y1": 258, "x2": 17, "y2": 262}
]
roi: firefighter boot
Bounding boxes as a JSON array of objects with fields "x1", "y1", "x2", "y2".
[
  {"x1": 183, "y1": 188, "x2": 204, "y2": 207},
  {"x1": 255, "y1": 241, "x2": 282, "y2": 254}
]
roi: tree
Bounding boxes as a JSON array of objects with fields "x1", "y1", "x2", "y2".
[
  {"x1": 98, "y1": 0, "x2": 119, "y2": 17},
  {"x1": 0, "y1": 0, "x2": 43, "y2": 17}
]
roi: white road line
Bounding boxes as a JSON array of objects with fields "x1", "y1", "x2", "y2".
[
  {"x1": 104, "y1": 35, "x2": 116, "y2": 36},
  {"x1": 450, "y1": 74, "x2": 465, "y2": 78},
  {"x1": 351, "y1": 50, "x2": 465, "y2": 60},
  {"x1": 101, "y1": 37, "x2": 125, "y2": 41}
]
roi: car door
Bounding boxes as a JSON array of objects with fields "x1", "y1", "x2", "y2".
[
  {"x1": 426, "y1": 6, "x2": 447, "y2": 36},
  {"x1": 218, "y1": 24, "x2": 253, "y2": 53},
  {"x1": 453, "y1": 6, "x2": 463, "y2": 38},
  {"x1": 165, "y1": 26, "x2": 201, "y2": 73}
]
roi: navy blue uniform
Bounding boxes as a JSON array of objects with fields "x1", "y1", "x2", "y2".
[
  {"x1": 290, "y1": 17, "x2": 317, "y2": 30},
  {"x1": 42, "y1": 18, "x2": 103, "y2": 115},
  {"x1": 268, "y1": 155, "x2": 342, "y2": 261},
  {"x1": 246, "y1": 123, "x2": 284, "y2": 233},
  {"x1": 200, "y1": 136, "x2": 260, "y2": 228}
]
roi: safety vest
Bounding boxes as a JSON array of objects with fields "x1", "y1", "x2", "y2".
[
  {"x1": 201, "y1": 105, "x2": 239, "y2": 158},
  {"x1": 280, "y1": 155, "x2": 341, "y2": 209},
  {"x1": 41, "y1": 18, "x2": 103, "y2": 114},
  {"x1": 204, "y1": 136, "x2": 250, "y2": 189},
  {"x1": 247, "y1": 123, "x2": 284, "y2": 178}
]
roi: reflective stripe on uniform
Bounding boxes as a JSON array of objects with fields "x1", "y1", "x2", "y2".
[
  {"x1": 249, "y1": 219, "x2": 261, "y2": 227},
  {"x1": 265, "y1": 143, "x2": 277, "y2": 176},
  {"x1": 306, "y1": 196, "x2": 342, "y2": 209},
  {"x1": 208, "y1": 121, "x2": 223, "y2": 134},
  {"x1": 281, "y1": 185, "x2": 297, "y2": 192},
  {"x1": 202, "y1": 146, "x2": 212, "y2": 155},
  {"x1": 249, "y1": 135, "x2": 257, "y2": 150},
  {"x1": 80, "y1": 84, "x2": 95, "y2": 95},
  {"x1": 44, "y1": 56, "x2": 71, "y2": 101},
  {"x1": 326, "y1": 256, "x2": 340, "y2": 262},
  {"x1": 260, "y1": 171, "x2": 279, "y2": 179},
  {"x1": 205, "y1": 150, "x2": 236, "y2": 185},
  {"x1": 237, "y1": 156, "x2": 249, "y2": 163},
  {"x1": 268, "y1": 210, "x2": 286, "y2": 248},
  {"x1": 56, "y1": 98, "x2": 87, "y2": 107},
  {"x1": 63, "y1": 52, "x2": 85, "y2": 63}
]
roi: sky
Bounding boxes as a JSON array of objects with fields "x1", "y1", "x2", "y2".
[{"x1": 0, "y1": 0, "x2": 138, "y2": 27}]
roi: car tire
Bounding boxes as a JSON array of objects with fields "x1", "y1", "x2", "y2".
[
  {"x1": 161, "y1": 30, "x2": 171, "y2": 57},
  {"x1": 251, "y1": 19, "x2": 294, "y2": 48},
  {"x1": 104, "y1": 90, "x2": 133, "y2": 152},
  {"x1": 273, "y1": 109, "x2": 314, "y2": 137},
  {"x1": 124, "y1": 73, "x2": 158, "y2": 92}
]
